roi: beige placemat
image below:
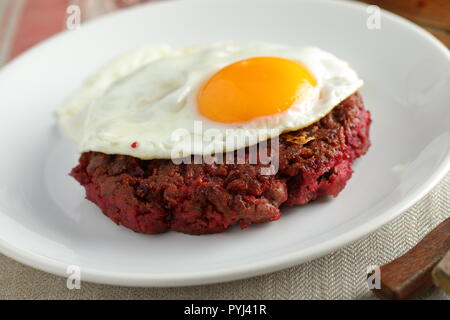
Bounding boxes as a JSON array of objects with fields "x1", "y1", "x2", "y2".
[{"x1": 1, "y1": 171, "x2": 449, "y2": 300}]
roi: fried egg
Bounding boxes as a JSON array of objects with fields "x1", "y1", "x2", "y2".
[{"x1": 58, "y1": 42, "x2": 363, "y2": 159}]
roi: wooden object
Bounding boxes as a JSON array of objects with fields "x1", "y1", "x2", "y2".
[
  {"x1": 372, "y1": 217, "x2": 450, "y2": 299},
  {"x1": 432, "y1": 250, "x2": 450, "y2": 294},
  {"x1": 361, "y1": 0, "x2": 450, "y2": 48}
]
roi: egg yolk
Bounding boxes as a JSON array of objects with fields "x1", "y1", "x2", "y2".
[{"x1": 197, "y1": 57, "x2": 317, "y2": 123}]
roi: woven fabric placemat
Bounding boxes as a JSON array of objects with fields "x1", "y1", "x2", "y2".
[{"x1": 0, "y1": 0, "x2": 449, "y2": 300}]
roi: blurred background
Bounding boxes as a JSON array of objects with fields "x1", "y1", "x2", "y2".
[
  {"x1": 0, "y1": 0, "x2": 448, "y2": 66},
  {"x1": 0, "y1": 0, "x2": 154, "y2": 65}
]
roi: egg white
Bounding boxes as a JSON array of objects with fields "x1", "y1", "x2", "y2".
[{"x1": 58, "y1": 42, "x2": 363, "y2": 159}]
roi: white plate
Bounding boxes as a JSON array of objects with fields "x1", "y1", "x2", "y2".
[{"x1": 0, "y1": 0, "x2": 449, "y2": 287}]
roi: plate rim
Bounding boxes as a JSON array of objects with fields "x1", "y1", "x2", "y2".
[{"x1": 0, "y1": 0, "x2": 449, "y2": 287}]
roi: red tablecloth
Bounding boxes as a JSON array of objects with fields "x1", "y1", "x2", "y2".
[{"x1": 0, "y1": 0, "x2": 152, "y2": 65}]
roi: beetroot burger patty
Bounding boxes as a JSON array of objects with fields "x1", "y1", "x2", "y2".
[{"x1": 71, "y1": 93, "x2": 371, "y2": 235}]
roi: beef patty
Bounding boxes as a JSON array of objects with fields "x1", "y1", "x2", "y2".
[{"x1": 71, "y1": 93, "x2": 371, "y2": 235}]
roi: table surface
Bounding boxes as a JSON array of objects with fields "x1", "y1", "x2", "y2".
[
  {"x1": 0, "y1": 0, "x2": 449, "y2": 300},
  {"x1": 362, "y1": 0, "x2": 450, "y2": 48}
]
